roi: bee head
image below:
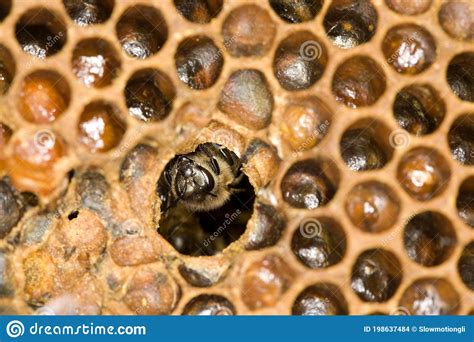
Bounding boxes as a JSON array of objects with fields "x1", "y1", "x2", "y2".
[{"x1": 174, "y1": 156, "x2": 215, "y2": 201}]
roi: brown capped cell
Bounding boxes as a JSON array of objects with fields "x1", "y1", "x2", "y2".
[
  {"x1": 323, "y1": 0, "x2": 378, "y2": 49},
  {"x1": 124, "y1": 266, "x2": 180, "y2": 315},
  {"x1": 281, "y1": 158, "x2": 339, "y2": 209},
  {"x1": 345, "y1": 181, "x2": 400, "y2": 233},
  {"x1": 125, "y1": 69, "x2": 175, "y2": 123},
  {"x1": 273, "y1": 31, "x2": 327, "y2": 91},
  {"x1": 175, "y1": 35, "x2": 223, "y2": 90},
  {"x1": 245, "y1": 202, "x2": 286, "y2": 251},
  {"x1": 0, "y1": 45, "x2": 15, "y2": 95},
  {"x1": 116, "y1": 5, "x2": 168, "y2": 59},
  {"x1": 218, "y1": 69, "x2": 273, "y2": 130},
  {"x1": 222, "y1": 5, "x2": 276, "y2": 57},
  {"x1": 447, "y1": 52, "x2": 474, "y2": 102},
  {"x1": 393, "y1": 84, "x2": 445, "y2": 136},
  {"x1": 182, "y1": 294, "x2": 235, "y2": 315},
  {"x1": 72, "y1": 38, "x2": 121, "y2": 88},
  {"x1": 397, "y1": 147, "x2": 451, "y2": 201},
  {"x1": 280, "y1": 96, "x2": 331, "y2": 152},
  {"x1": 438, "y1": 1, "x2": 474, "y2": 41},
  {"x1": 332, "y1": 55, "x2": 386, "y2": 108},
  {"x1": 63, "y1": 0, "x2": 115, "y2": 26},
  {"x1": 399, "y1": 278, "x2": 460, "y2": 315},
  {"x1": 0, "y1": 123, "x2": 12, "y2": 171},
  {"x1": 18, "y1": 70, "x2": 70, "y2": 124},
  {"x1": 77, "y1": 101, "x2": 126, "y2": 153},
  {"x1": 382, "y1": 24, "x2": 437, "y2": 75},
  {"x1": 174, "y1": 0, "x2": 223, "y2": 24},
  {"x1": 351, "y1": 248, "x2": 402, "y2": 302},
  {"x1": 457, "y1": 176, "x2": 474, "y2": 227},
  {"x1": 404, "y1": 211, "x2": 456, "y2": 267},
  {"x1": 448, "y1": 113, "x2": 474, "y2": 165},
  {"x1": 15, "y1": 7, "x2": 67, "y2": 58},
  {"x1": 23, "y1": 250, "x2": 57, "y2": 305},
  {"x1": 269, "y1": 0, "x2": 323, "y2": 23},
  {"x1": 458, "y1": 241, "x2": 474, "y2": 290},
  {"x1": 241, "y1": 255, "x2": 294, "y2": 310},
  {"x1": 385, "y1": 0, "x2": 432, "y2": 15},
  {"x1": 7, "y1": 129, "x2": 67, "y2": 195},
  {"x1": 292, "y1": 283, "x2": 348, "y2": 315}
]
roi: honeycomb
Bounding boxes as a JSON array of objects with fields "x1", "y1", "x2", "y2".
[{"x1": 0, "y1": 0, "x2": 473, "y2": 315}]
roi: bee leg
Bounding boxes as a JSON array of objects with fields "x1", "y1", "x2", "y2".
[{"x1": 219, "y1": 147, "x2": 235, "y2": 166}]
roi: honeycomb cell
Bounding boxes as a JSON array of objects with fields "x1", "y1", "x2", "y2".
[
  {"x1": 0, "y1": 180, "x2": 23, "y2": 239},
  {"x1": 218, "y1": 69, "x2": 273, "y2": 130},
  {"x1": 0, "y1": 123, "x2": 12, "y2": 171},
  {"x1": 15, "y1": 8, "x2": 67, "y2": 58},
  {"x1": 0, "y1": 0, "x2": 11, "y2": 22},
  {"x1": 7, "y1": 129, "x2": 67, "y2": 195},
  {"x1": 281, "y1": 158, "x2": 338, "y2": 209},
  {"x1": 447, "y1": 52, "x2": 474, "y2": 102},
  {"x1": 399, "y1": 278, "x2": 460, "y2": 315},
  {"x1": 332, "y1": 55, "x2": 386, "y2": 108},
  {"x1": 0, "y1": 45, "x2": 15, "y2": 95},
  {"x1": 385, "y1": 0, "x2": 431, "y2": 15},
  {"x1": 269, "y1": 0, "x2": 323, "y2": 23},
  {"x1": 393, "y1": 84, "x2": 445, "y2": 136},
  {"x1": 340, "y1": 120, "x2": 393, "y2": 171},
  {"x1": 182, "y1": 295, "x2": 235, "y2": 315},
  {"x1": 404, "y1": 211, "x2": 456, "y2": 267},
  {"x1": 291, "y1": 217, "x2": 346, "y2": 269},
  {"x1": 292, "y1": 283, "x2": 348, "y2": 315},
  {"x1": 222, "y1": 5, "x2": 276, "y2": 57},
  {"x1": 72, "y1": 38, "x2": 121, "y2": 88},
  {"x1": 351, "y1": 249, "x2": 402, "y2": 302},
  {"x1": 116, "y1": 5, "x2": 168, "y2": 59},
  {"x1": 280, "y1": 96, "x2": 331, "y2": 152},
  {"x1": 273, "y1": 31, "x2": 328, "y2": 91},
  {"x1": 175, "y1": 35, "x2": 223, "y2": 90},
  {"x1": 457, "y1": 176, "x2": 474, "y2": 227},
  {"x1": 77, "y1": 101, "x2": 126, "y2": 153},
  {"x1": 397, "y1": 147, "x2": 451, "y2": 201},
  {"x1": 245, "y1": 202, "x2": 286, "y2": 251},
  {"x1": 439, "y1": 1, "x2": 473, "y2": 41},
  {"x1": 241, "y1": 255, "x2": 294, "y2": 310},
  {"x1": 174, "y1": 0, "x2": 223, "y2": 24},
  {"x1": 448, "y1": 113, "x2": 474, "y2": 165},
  {"x1": 382, "y1": 24, "x2": 436, "y2": 75},
  {"x1": 323, "y1": 0, "x2": 378, "y2": 49},
  {"x1": 125, "y1": 69, "x2": 175, "y2": 123},
  {"x1": 458, "y1": 242, "x2": 474, "y2": 290},
  {"x1": 63, "y1": 0, "x2": 114, "y2": 26},
  {"x1": 17, "y1": 70, "x2": 70, "y2": 124},
  {"x1": 345, "y1": 181, "x2": 400, "y2": 233}
]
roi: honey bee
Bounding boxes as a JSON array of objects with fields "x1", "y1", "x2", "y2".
[{"x1": 157, "y1": 143, "x2": 243, "y2": 212}]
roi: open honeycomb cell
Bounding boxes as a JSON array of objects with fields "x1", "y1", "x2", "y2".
[{"x1": 0, "y1": 0, "x2": 472, "y2": 317}]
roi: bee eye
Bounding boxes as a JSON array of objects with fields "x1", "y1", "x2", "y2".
[{"x1": 210, "y1": 157, "x2": 220, "y2": 175}]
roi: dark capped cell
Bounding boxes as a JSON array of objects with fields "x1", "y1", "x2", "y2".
[
  {"x1": 273, "y1": 31, "x2": 327, "y2": 91},
  {"x1": 447, "y1": 52, "x2": 474, "y2": 102},
  {"x1": 182, "y1": 294, "x2": 235, "y2": 315},
  {"x1": 393, "y1": 84, "x2": 445, "y2": 136},
  {"x1": 0, "y1": 0, "x2": 11, "y2": 22},
  {"x1": 404, "y1": 211, "x2": 457, "y2": 267},
  {"x1": 448, "y1": 113, "x2": 474, "y2": 165},
  {"x1": 76, "y1": 170, "x2": 110, "y2": 215},
  {"x1": 116, "y1": 5, "x2": 168, "y2": 59},
  {"x1": 175, "y1": 35, "x2": 223, "y2": 90},
  {"x1": 323, "y1": 0, "x2": 378, "y2": 49},
  {"x1": 292, "y1": 283, "x2": 348, "y2": 315},
  {"x1": 351, "y1": 249, "x2": 402, "y2": 302},
  {"x1": 269, "y1": 0, "x2": 323, "y2": 23},
  {"x1": 457, "y1": 176, "x2": 474, "y2": 227},
  {"x1": 281, "y1": 159, "x2": 338, "y2": 209},
  {"x1": 458, "y1": 242, "x2": 474, "y2": 290},
  {"x1": 21, "y1": 214, "x2": 56, "y2": 246},
  {"x1": 291, "y1": 217, "x2": 346, "y2": 269},
  {"x1": 174, "y1": 0, "x2": 223, "y2": 24},
  {"x1": 63, "y1": 0, "x2": 115, "y2": 26},
  {"x1": 245, "y1": 202, "x2": 285, "y2": 250},
  {"x1": 125, "y1": 69, "x2": 175, "y2": 122},
  {"x1": 0, "y1": 251, "x2": 13, "y2": 297},
  {"x1": 0, "y1": 45, "x2": 15, "y2": 95},
  {"x1": 0, "y1": 179, "x2": 23, "y2": 239},
  {"x1": 15, "y1": 8, "x2": 67, "y2": 58}
]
